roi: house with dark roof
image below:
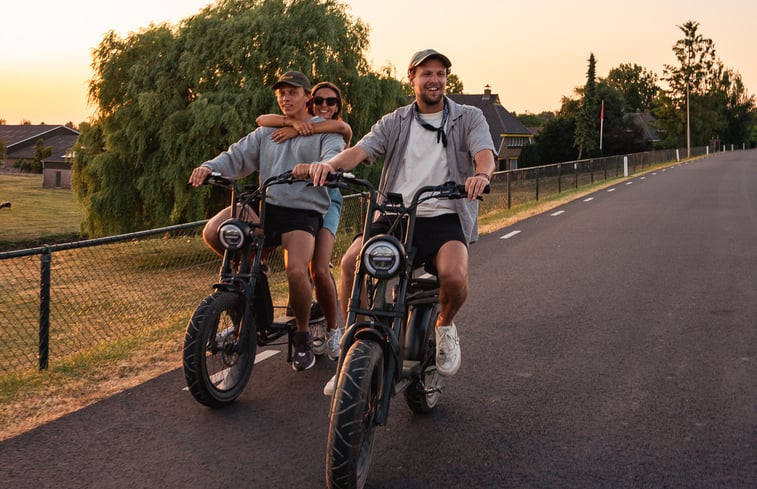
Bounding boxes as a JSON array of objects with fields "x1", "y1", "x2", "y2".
[
  {"x1": 624, "y1": 112, "x2": 661, "y2": 147},
  {"x1": 448, "y1": 86, "x2": 533, "y2": 170},
  {"x1": 0, "y1": 125, "x2": 80, "y2": 188}
]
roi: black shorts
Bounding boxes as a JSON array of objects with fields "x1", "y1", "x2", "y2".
[
  {"x1": 367, "y1": 213, "x2": 466, "y2": 269},
  {"x1": 261, "y1": 204, "x2": 322, "y2": 247}
]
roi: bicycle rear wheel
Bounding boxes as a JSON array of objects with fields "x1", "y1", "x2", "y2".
[
  {"x1": 405, "y1": 304, "x2": 444, "y2": 414},
  {"x1": 183, "y1": 291, "x2": 257, "y2": 408},
  {"x1": 325, "y1": 339, "x2": 384, "y2": 489}
]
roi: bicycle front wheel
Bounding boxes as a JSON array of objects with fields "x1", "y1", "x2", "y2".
[
  {"x1": 325, "y1": 339, "x2": 384, "y2": 489},
  {"x1": 183, "y1": 291, "x2": 257, "y2": 408}
]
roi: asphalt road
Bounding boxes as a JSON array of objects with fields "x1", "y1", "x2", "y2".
[{"x1": 2, "y1": 150, "x2": 756, "y2": 488}]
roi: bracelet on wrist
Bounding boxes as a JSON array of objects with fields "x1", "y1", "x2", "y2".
[{"x1": 474, "y1": 172, "x2": 490, "y2": 181}]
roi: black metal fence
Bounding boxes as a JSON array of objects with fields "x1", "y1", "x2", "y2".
[{"x1": 0, "y1": 145, "x2": 724, "y2": 375}]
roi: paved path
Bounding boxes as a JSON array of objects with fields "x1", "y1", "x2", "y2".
[{"x1": 2, "y1": 150, "x2": 756, "y2": 488}]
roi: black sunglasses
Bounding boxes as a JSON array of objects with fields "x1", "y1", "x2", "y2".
[{"x1": 313, "y1": 96, "x2": 339, "y2": 106}]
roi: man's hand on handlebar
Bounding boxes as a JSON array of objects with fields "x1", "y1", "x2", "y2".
[
  {"x1": 188, "y1": 166, "x2": 212, "y2": 187},
  {"x1": 306, "y1": 162, "x2": 335, "y2": 187},
  {"x1": 464, "y1": 173, "x2": 490, "y2": 200}
]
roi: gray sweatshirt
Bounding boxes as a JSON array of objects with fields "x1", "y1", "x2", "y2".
[{"x1": 201, "y1": 119, "x2": 345, "y2": 215}]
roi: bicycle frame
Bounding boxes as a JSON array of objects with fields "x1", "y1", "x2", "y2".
[
  {"x1": 204, "y1": 171, "x2": 297, "y2": 357},
  {"x1": 329, "y1": 173, "x2": 477, "y2": 426}
]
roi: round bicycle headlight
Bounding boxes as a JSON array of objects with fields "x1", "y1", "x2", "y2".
[
  {"x1": 218, "y1": 222, "x2": 247, "y2": 250},
  {"x1": 362, "y1": 236, "x2": 404, "y2": 279}
]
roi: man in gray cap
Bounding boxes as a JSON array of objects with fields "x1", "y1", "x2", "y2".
[
  {"x1": 304, "y1": 49, "x2": 496, "y2": 394},
  {"x1": 189, "y1": 70, "x2": 345, "y2": 371}
]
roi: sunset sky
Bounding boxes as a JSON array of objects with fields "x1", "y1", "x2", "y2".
[{"x1": 2, "y1": 0, "x2": 756, "y2": 125}]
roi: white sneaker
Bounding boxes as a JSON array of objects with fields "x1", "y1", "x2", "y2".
[
  {"x1": 325, "y1": 328, "x2": 341, "y2": 361},
  {"x1": 435, "y1": 323, "x2": 461, "y2": 377},
  {"x1": 323, "y1": 374, "x2": 337, "y2": 396}
]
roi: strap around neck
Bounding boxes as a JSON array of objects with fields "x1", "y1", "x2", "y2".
[{"x1": 413, "y1": 99, "x2": 448, "y2": 147}]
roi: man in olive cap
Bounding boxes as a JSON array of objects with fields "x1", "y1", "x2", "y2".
[
  {"x1": 189, "y1": 70, "x2": 345, "y2": 371},
  {"x1": 305, "y1": 49, "x2": 496, "y2": 394}
]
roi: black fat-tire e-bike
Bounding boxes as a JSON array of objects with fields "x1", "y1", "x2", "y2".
[
  {"x1": 183, "y1": 171, "x2": 331, "y2": 408},
  {"x1": 324, "y1": 171, "x2": 487, "y2": 489}
]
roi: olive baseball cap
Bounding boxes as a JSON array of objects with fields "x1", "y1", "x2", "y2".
[
  {"x1": 272, "y1": 70, "x2": 311, "y2": 91},
  {"x1": 408, "y1": 49, "x2": 452, "y2": 70}
]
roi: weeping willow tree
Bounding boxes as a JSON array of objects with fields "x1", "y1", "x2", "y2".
[{"x1": 72, "y1": 0, "x2": 409, "y2": 236}]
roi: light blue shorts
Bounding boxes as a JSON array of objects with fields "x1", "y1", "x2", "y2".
[{"x1": 322, "y1": 187, "x2": 343, "y2": 236}]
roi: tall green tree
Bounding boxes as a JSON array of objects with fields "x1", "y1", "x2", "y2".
[
  {"x1": 574, "y1": 53, "x2": 599, "y2": 159},
  {"x1": 605, "y1": 63, "x2": 659, "y2": 112},
  {"x1": 658, "y1": 20, "x2": 755, "y2": 149},
  {"x1": 73, "y1": 0, "x2": 408, "y2": 236},
  {"x1": 659, "y1": 20, "x2": 722, "y2": 149},
  {"x1": 714, "y1": 68, "x2": 755, "y2": 146}
]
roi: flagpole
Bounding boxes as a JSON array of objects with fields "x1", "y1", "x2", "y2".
[{"x1": 599, "y1": 99, "x2": 605, "y2": 151}]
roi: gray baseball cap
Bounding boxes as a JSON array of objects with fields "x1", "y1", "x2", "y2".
[
  {"x1": 272, "y1": 70, "x2": 311, "y2": 91},
  {"x1": 408, "y1": 49, "x2": 452, "y2": 70}
]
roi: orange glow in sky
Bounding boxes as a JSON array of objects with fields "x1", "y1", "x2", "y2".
[{"x1": 2, "y1": 0, "x2": 756, "y2": 125}]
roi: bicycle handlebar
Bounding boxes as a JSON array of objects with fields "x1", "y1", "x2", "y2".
[
  {"x1": 326, "y1": 170, "x2": 489, "y2": 209},
  {"x1": 200, "y1": 169, "x2": 488, "y2": 210}
]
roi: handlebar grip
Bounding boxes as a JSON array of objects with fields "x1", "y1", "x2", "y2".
[{"x1": 205, "y1": 172, "x2": 231, "y2": 186}]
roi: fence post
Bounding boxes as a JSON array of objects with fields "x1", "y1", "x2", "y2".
[
  {"x1": 574, "y1": 163, "x2": 578, "y2": 189},
  {"x1": 623, "y1": 156, "x2": 628, "y2": 177},
  {"x1": 535, "y1": 168, "x2": 540, "y2": 201},
  {"x1": 507, "y1": 171, "x2": 512, "y2": 209},
  {"x1": 676, "y1": 149, "x2": 680, "y2": 161},
  {"x1": 39, "y1": 247, "x2": 51, "y2": 370},
  {"x1": 557, "y1": 164, "x2": 562, "y2": 193}
]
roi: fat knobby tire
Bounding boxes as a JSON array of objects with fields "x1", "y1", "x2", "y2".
[
  {"x1": 326, "y1": 339, "x2": 384, "y2": 489},
  {"x1": 404, "y1": 304, "x2": 443, "y2": 414},
  {"x1": 183, "y1": 291, "x2": 256, "y2": 408}
]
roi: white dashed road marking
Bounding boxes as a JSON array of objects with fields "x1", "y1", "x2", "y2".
[
  {"x1": 583, "y1": 197, "x2": 594, "y2": 202},
  {"x1": 254, "y1": 350, "x2": 280, "y2": 363},
  {"x1": 500, "y1": 230, "x2": 521, "y2": 240},
  {"x1": 551, "y1": 210, "x2": 565, "y2": 217},
  {"x1": 607, "y1": 188, "x2": 616, "y2": 192}
]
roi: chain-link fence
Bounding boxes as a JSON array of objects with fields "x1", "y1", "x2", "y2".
[
  {"x1": 0, "y1": 145, "x2": 721, "y2": 375},
  {"x1": 0, "y1": 200, "x2": 369, "y2": 375}
]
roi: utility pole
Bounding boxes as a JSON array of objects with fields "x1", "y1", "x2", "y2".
[{"x1": 686, "y1": 78, "x2": 691, "y2": 159}]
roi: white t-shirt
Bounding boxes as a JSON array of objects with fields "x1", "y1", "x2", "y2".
[{"x1": 391, "y1": 110, "x2": 456, "y2": 217}]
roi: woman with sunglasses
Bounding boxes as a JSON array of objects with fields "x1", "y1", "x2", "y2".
[{"x1": 256, "y1": 81, "x2": 351, "y2": 360}]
